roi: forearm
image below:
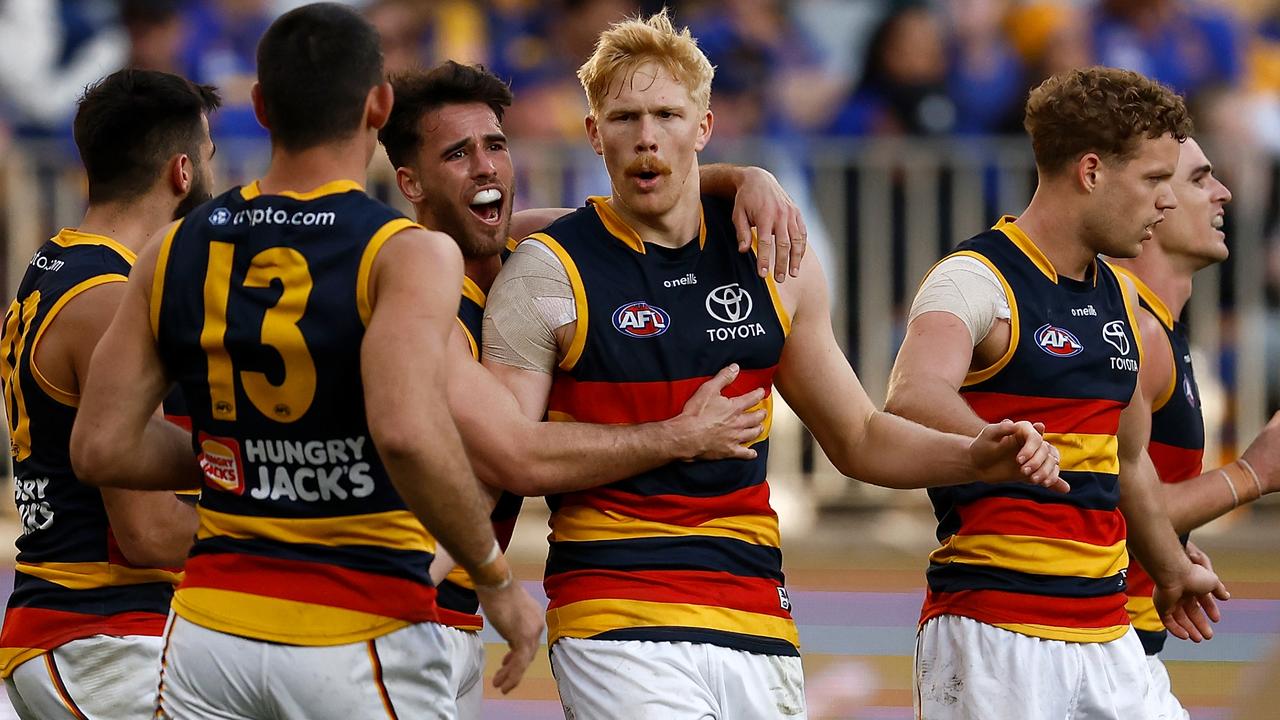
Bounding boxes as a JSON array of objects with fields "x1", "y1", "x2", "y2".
[
  {"x1": 884, "y1": 375, "x2": 988, "y2": 437},
  {"x1": 381, "y1": 415, "x2": 502, "y2": 581},
  {"x1": 483, "y1": 419, "x2": 689, "y2": 496},
  {"x1": 104, "y1": 492, "x2": 199, "y2": 567},
  {"x1": 699, "y1": 163, "x2": 746, "y2": 197},
  {"x1": 838, "y1": 410, "x2": 975, "y2": 489},
  {"x1": 1120, "y1": 454, "x2": 1192, "y2": 586},
  {"x1": 1164, "y1": 460, "x2": 1264, "y2": 535},
  {"x1": 74, "y1": 413, "x2": 202, "y2": 490}
]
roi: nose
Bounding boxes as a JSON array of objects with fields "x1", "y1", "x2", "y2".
[
  {"x1": 1215, "y1": 177, "x2": 1233, "y2": 205},
  {"x1": 634, "y1": 115, "x2": 658, "y2": 154},
  {"x1": 470, "y1": 147, "x2": 497, "y2": 180},
  {"x1": 1157, "y1": 183, "x2": 1178, "y2": 211}
]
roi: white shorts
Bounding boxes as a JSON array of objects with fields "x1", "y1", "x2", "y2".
[
  {"x1": 914, "y1": 615, "x2": 1154, "y2": 720},
  {"x1": 157, "y1": 614, "x2": 455, "y2": 720},
  {"x1": 4, "y1": 634, "x2": 163, "y2": 720},
  {"x1": 551, "y1": 637, "x2": 806, "y2": 720},
  {"x1": 1145, "y1": 655, "x2": 1189, "y2": 720},
  {"x1": 440, "y1": 625, "x2": 484, "y2": 720}
]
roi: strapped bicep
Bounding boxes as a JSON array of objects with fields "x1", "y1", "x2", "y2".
[
  {"x1": 908, "y1": 256, "x2": 1009, "y2": 346},
  {"x1": 482, "y1": 241, "x2": 575, "y2": 374}
]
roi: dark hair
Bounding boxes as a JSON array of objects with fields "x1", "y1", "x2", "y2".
[
  {"x1": 73, "y1": 69, "x2": 220, "y2": 205},
  {"x1": 1024, "y1": 67, "x2": 1193, "y2": 172},
  {"x1": 379, "y1": 61, "x2": 514, "y2": 170},
  {"x1": 256, "y1": 2, "x2": 384, "y2": 152}
]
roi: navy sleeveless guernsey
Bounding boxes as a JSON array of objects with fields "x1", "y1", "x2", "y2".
[
  {"x1": 0, "y1": 230, "x2": 177, "y2": 676},
  {"x1": 536, "y1": 195, "x2": 797, "y2": 656},
  {"x1": 152, "y1": 180, "x2": 441, "y2": 645},
  {"x1": 920, "y1": 217, "x2": 1142, "y2": 643}
]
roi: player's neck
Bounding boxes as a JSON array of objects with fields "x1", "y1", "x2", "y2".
[
  {"x1": 1114, "y1": 250, "x2": 1194, "y2": 321},
  {"x1": 465, "y1": 254, "x2": 503, "y2": 294},
  {"x1": 259, "y1": 137, "x2": 371, "y2": 196},
  {"x1": 1015, "y1": 192, "x2": 1096, "y2": 281},
  {"x1": 607, "y1": 184, "x2": 701, "y2": 250},
  {"x1": 77, "y1": 199, "x2": 173, "y2": 254}
]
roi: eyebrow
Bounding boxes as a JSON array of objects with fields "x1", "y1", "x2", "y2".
[
  {"x1": 1189, "y1": 163, "x2": 1212, "y2": 178},
  {"x1": 440, "y1": 138, "x2": 471, "y2": 158}
]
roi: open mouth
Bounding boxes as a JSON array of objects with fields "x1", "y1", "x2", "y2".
[
  {"x1": 1211, "y1": 214, "x2": 1225, "y2": 230},
  {"x1": 469, "y1": 188, "x2": 504, "y2": 225}
]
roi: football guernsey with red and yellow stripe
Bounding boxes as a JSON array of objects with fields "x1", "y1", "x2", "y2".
[
  {"x1": 536, "y1": 195, "x2": 797, "y2": 656},
  {"x1": 435, "y1": 270, "x2": 524, "y2": 631},
  {"x1": 1113, "y1": 268, "x2": 1204, "y2": 655},
  {"x1": 0, "y1": 230, "x2": 179, "y2": 677},
  {"x1": 152, "y1": 180, "x2": 441, "y2": 645},
  {"x1": 920, "y1": 217, "x2": 1142, "y2": 643}
]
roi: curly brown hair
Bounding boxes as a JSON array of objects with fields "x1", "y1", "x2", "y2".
[{"x1": 1024, "y1": 67, "x2": 1192, "y2": 173}]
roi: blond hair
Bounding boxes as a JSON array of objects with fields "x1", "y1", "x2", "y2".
[{"x1": 577, "y1": 8, "x2": 715, "y2": 115}]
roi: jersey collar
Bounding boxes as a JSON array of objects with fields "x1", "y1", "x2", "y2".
[
  {"x1": 51, "y1": 228, "x2": 137, "y2": 265},
  {"x1": 994, "y1": 215, "x2": 1098, "y2": 287},
  {"x1": 588, "y1": 196, "x2": 706, "y2": 254},
  {"x1": 240, "y1": 179, "x2": 364, "y2": 201}
]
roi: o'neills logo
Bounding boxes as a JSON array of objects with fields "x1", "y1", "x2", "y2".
[{"x1": 199, "y1": 433, "x2": 245, "y2": 495}]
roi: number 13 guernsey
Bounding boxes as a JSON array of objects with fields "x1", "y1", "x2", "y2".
[{"x1": 152, "y1": 180, "x2": 440, "y2": 645}]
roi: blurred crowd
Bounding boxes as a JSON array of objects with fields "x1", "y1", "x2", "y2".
[{"x1": 0, "y1": 0, "x2": 1278, "y2": 149}]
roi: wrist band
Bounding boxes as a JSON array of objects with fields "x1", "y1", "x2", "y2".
[
  {"x1": 475, "y1": 566, "x2": 514, "y2": 593},
  {"x1": 1219, "y1": 468, "x2": 1240, "y2": 509},
  {"x1": 1238, "y1": 458, "x2": 1265, "y2": 500},
  {"x1": 479, "y1": 539, "x2": 501, "y2": 569}
]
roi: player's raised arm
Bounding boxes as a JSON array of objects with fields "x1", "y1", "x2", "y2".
[
  {"x1": 362, "y1": 226, "x2": 543, "y2": 692},
  {"x1": 71, "y1": 228, "x2": 203, "y2": 492},
  {"x1": 778, "y1": 252, "x2": 1062, "y2": 490}
]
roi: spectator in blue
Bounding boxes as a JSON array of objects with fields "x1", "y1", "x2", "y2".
[
  {"x1": 1092, "y1": 0, "x2": 1243, "y2": 98},
  {"x1": 180, "y1": 0, "x2": 274, "y2": 151},
  {"x1": 826, "y1": 1, "x2": 954, "y2": 136},
  {"x1": 944, "y1": 0, "x2": 1026, "y2": 135}
]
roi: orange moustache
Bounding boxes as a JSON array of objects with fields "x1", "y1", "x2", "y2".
[{"x1": 626, "y1": 156, "x2": 672, "y2": 177}]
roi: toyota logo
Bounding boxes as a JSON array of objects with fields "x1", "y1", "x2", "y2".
[
  {"x1": 1102, "y1": 320, "x2": 1130, "y2": 356},
  {"x1": 706, "y1": 283, "x2": 753, "y2": 324}
]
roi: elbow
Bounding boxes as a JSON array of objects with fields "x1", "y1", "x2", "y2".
[
  {"x1": 882, "y1": 391, "x2": 912, "y2": 420},
  {"x1": 473, "y1": 444, "x2": 547, "y2": 497},
  {"x1": 70, "y1": 426, "x2": 117, "y2": 487}
]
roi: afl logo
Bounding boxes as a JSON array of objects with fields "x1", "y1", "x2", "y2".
[
  {"x1": 1035, "y1": 323, "x2": 1084, "y2": 357},
  {"x1": 1184, "y1": 376, "x2": 1198, "y2": 407},
  {"x1": 209, "y1": 207, "x2": 232, "y2": 226},
  {"x1": 612, "y1": 301, "x2": 670, "y2": 338}
]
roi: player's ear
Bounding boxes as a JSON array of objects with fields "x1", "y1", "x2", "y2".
[
  {"x1": 695, "y1": 109, "x2": 713, "y2": 152},
  {"x1": 1077, "y1": 152, "x2": 1102, "y2": 193},
  {"x1": 251, "y1": 82, "x2": 270, "y2": 131},
  {"x1": 396, "y1": 166, "x2": 424, "y2": 205},
  {"x1": 367, "y1": 81, "x2": 394, "y2": 131},
  {"x1": 585, "y1": 115, "x2": 603, "y2": 156},
  {"x1": 171, "y1": 153, "x2": 193, "y2": 196}
]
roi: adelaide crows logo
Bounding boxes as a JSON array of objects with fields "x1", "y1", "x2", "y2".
[
  {"x1": 1035, "y1": 323, "x2": 1084, "y2": 357},
  {"x1": 612, "y1": 301, "x2": 670, "y2": 338}
]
